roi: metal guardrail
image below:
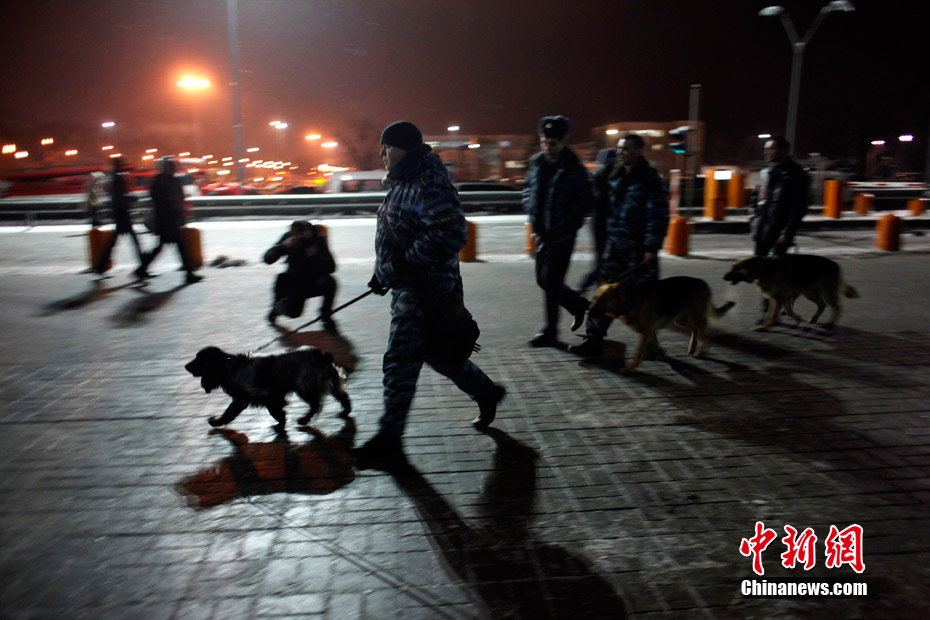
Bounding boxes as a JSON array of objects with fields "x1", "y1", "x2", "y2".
[{"x1": 0, "y1": 191, "x2": 525, "y2": 224}]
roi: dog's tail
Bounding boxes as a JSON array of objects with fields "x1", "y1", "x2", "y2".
[
  {"x1": 843, "y1": 284, "x2": 859, "y2": 299},
  {"x1": 708, "y1": 300, "x2": 736, "y2": 321}
]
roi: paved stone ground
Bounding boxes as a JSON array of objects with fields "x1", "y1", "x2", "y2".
[{"x1": 1, "y1": 217, "x2": 929, "y2": 619}]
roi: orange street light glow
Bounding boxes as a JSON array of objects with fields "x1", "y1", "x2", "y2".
[
  {"x1": 305, "y1": 134, "x2": 322, "y2": 140},
  {"x1": 321, "y1": 141, "x2": 338, "y2": 148},
  {"x1": 177, "y1": 77, "x2": 210, "y2": 89}
]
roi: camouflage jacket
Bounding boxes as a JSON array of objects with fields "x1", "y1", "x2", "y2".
[{"x1": 374, "y1": 146, "x2": 466, "y2": 293}]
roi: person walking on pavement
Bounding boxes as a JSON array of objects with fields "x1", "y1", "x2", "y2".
[
  {"x1": 84, "y1": 169, "x2": 107, "y2": 228},
  {"x1": 94, "y1": 158, "x2": 144, "y2": 277},
  {"x1": 137, "y1": 158, "x2": 202, "y2": 284},
  {"x1": 264, "y1": 219, "x2": 338, "y2": 329},
  {"x1": 354, "y1": 121, "x2": 505, "y2": 468},
  {"x1": 749, "y1": 136, "x2": 810, "y2": 257},
  {"x1": 521, "y1": 115, "x2": 592, "y2": 348},
  {"x1": 570, "y1": 133, "x2": 669, "y2": 359},
  {"x1": 578, "y1": 147, "x2": 617, "y2": 292}
]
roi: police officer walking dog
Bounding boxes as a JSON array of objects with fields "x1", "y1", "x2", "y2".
[{"x1": 354, "y1": 121, "x2": 505, "y2": 469}]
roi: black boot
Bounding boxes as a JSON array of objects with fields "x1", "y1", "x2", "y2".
[
  {"x1": 472, "y1": 384, "x2": 506, "y2": 430},
  {"x1": 568, "y1": 337, "x2": 603, "y2": 359}
]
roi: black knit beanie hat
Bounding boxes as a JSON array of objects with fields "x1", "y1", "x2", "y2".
[
  {"x1": 538, "y1": 115, "x2": 571, "y2": 140},
  {"x1": 380, "y1": 121, "x2": 423, "y2": 151}
]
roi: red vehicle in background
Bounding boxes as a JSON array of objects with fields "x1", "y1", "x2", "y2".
[{"x1": 0, "y1": 165, "x2": 157, "y2": 198}]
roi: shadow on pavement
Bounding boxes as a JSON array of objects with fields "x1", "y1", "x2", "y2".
[
  {"x1": 111, "y1": 283, "x2": 188, "y2": 326},
  {"x1": 272, "y1": 324, "x2": 360, "y2": 374},
  {"x1": 176, "y1": 420, "x2": 356, "y2": 510},
  {"x1": 391, "y1": 428, "x2": 627, "y2": 619},
  {"x1": 39, "y1": 279, "x2": 135, "y2": 315}
]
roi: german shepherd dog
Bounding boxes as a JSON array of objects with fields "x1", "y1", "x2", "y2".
[
  {"x1": 723, "y1": 255, "x2": 859, "y2": 329},
  {"x1": 588, "y1": 276, "x2": 735, "y2": 372},
  {"x1": 185, "y1": 346, "x2": 351, "y2": 430}
]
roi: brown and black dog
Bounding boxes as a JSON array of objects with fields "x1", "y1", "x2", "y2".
[
  {"x1": 723, "y1": 255, "x2": 859, "y2": 329},
  {"x1": 588, "y1": 276, "x2": 735, "y2": 372}
]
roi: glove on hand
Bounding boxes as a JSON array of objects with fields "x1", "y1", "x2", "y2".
[{"x1": 368, "y1": 274, "x2": 389, "y2": 296}]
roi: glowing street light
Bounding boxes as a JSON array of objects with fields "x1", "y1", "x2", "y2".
[
  {"x1": 101, "y1": 121, "x2": 115, "y2": 128},
  {"x1": 40, "y1": 138, "x2": 54, "y2": 146},
  {"x1": 447, "y1": 125, "x2": 460, "y2": 132},
  {"x1": 177, "y1": 77, "x2": 210, "y2": 89},
  {"x1": 321, "y1": 141, "x2": 338, "y2": 148},
  {"x1": 899, "y1": 134, "x2": 915, "y2": 143},
  {"x1": 305, "y1": 134, "x2": 322, "y2": 141}
]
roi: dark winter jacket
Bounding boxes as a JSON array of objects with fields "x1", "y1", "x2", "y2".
[
  {"x1": 749, "y1": 157, "x2": 810, "y2": 253},
  {"x1": 374, "y1": 145, "x2": 467, "y2": 293},
  {"x1": 603, "y1": 156, "x2": 669, "y2": 260},
  {"x1": 264, "y1": 225, "x2": 336, "y2": 278},
  {"x1": 522, "y1": 147, "x2": 592, "y2": 244},
  {"x1": 148, "y1": 173, "x2": 186, "y2": 239},
  {"x1": 108, "y1": 172, "x2": 134, "y2": 229}
]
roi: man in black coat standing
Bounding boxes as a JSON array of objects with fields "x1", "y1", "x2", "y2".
[
  {"x1": 749, "y1": 136, "x2": 810, "y2": 257},
  {"x1": 521, "y1": 115, "x2": 592, "y2": 348}
]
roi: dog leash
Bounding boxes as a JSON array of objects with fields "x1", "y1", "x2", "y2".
[
  {"x1": 252, "y1": 289, "x2": 374, "y2": 353},
  {"x1": 605, "y1": 262, "x2": 648, "y2": 284}
]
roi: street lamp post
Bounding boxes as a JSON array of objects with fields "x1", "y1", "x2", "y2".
[{"x1": 759, "y1": 1, "x2": 854, "y2": 154}]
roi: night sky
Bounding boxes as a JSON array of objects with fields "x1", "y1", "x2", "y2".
[{"x1": 1, "y1": 0, "x2": 925, "y2": 169}]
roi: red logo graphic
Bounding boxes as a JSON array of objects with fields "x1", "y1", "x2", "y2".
[
  {"x1": 741, "y1": 522, "x2": 865, "y2": 575},
  {"x1": 825, "y1": 524, "x2": 865, "y2": 573},
  {"x1": 781, "y1": 525, "x2": 818, "y2": 570},
  {"x1": 739, "y1": 521, "x2": 778, "y2": 576}
]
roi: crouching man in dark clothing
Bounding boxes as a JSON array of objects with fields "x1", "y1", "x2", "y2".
[
  {"x1": 264, "y1": 220, "x2": 337, "y2": 329},
  {"x1": 354, "y1": 121, "x2": 505, "y2": 469}
]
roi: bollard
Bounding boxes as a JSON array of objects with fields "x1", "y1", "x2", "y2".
[
  {"x1": 823, "y1": 179, "x2": 845, "y2": 218},
  {"x1": 524, "y1": 222, "x2": 536, "y2": 256},
  {"x1": 181, "y1": 226, "x2": 204, "y2": 268},
  {"x1": 727, "y1": 174, "x2": 747, "y2": 208},
  {"x1": 853, "y1": 193, "x2": 874, "y2": 215},
  {"x1": 664, "y1": 216, "x2": 690, "y2": 257},
  {"x1": 459, "y1": 220, "x2": 478, "y2": 262},
  {"x1": 875, "y1": 213, "x2": 901, "y2": 251},
  {"x1": 704, "y1": 196, "x2": 726, "y2": 221},
  {"x1": 908, "y1": 197, "x2": 928, "y2": 217},
  {"x1": 87, "y1": 226, "x2": 114, "y2": 272}
]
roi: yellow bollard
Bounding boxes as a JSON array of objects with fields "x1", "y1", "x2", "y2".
[
  {"x1": 180, "y1": 226, "x2": 204, "y2": 268},
  {"x1": 87, "y1": 226, "x2": 114, "y2": 271},
  {"x1": 908, "y1": 198, "x2": 928, "y2": 216},
  {"x1": 459, "y1": 220, "x2": 477, "y2": 262},
  {"x1": 876, "y1": 213, "x2": 901, "y2": 251},
  {"x1": 524, "y1": 222, "x2": 536, "y2": 256},
  {"x1": 823, "y1": 179, "x2": 845, "y2": 218},
  {"x1": 727, "y1": 174, "x2": 747, "y2": 208},
  {"x1": 663, "y1": 217, "x2": 690, "y2": 257},
  {"x1": 853, "y1": 193, "x2": 874, "y2": 215}
]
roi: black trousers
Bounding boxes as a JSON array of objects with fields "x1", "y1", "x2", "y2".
[
  {"x1": 273, "y1": 272, "x2": 336, "y2": 319},
  {"x1": 141, "y1": 231, "x2": 195, "y2": 274},
  {"x1": 534, "y1": 237, "x2": 587, "y2": 336},
  {"x1": 95, "y1": 222, "x2": 143, "y2": 273}
]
